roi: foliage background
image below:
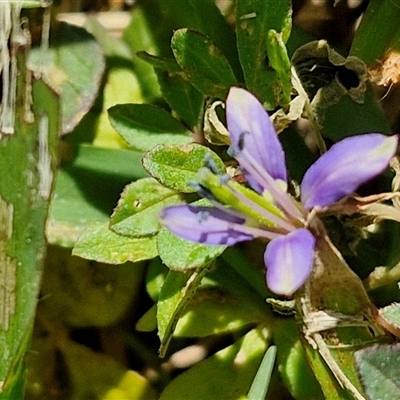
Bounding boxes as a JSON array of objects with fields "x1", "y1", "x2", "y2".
[{"x1": 5, "y1": 0, "x2": 399, "y2": 399}]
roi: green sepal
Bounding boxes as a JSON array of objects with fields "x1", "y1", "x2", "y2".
[{"x1": 197, "y1": 167, "x2": 284, "y2": 226}]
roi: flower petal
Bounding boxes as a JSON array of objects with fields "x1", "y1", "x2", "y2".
[
  {"x1": 226, "y1": 87, "x2": 287, "y2": 190},
  {"x1": 301, "y1": 134, "x2": 398, "y2": 209},
  {"x1": 264, "y1": 228, "x2": 315, "y2": 296},
  {"x1": 159, "y1": 205, "x2": 255, "y2": 246}
]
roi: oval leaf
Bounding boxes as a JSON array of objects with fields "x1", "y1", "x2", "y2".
[
  {"x1": 108, "y1": 104, "x2": 191, "y2": 151},
  {"x1": 171, "y1": 29, "x2": 237, "y2": 98},
  {"x1": 155, "y1": 69, "x2": 204, "y2": 129},
  {"x1": 142, "y1": 143, "x2": 225, "y2": 192},
  {"x1": 73, "y1": 223, "x2": 158, "y2": 264},
  {"x1": 158, "y1": 268, "x2": 211, "y2": 357},
  {"x1": 236, "y1": 0, "x2": 291, "y2": 108},
  {"x1": 29, "y1": 22, "x2": 105, "y2": 134},
  {"x1": 157, "y1": 226, "x2": 226, "y2": 271},
  {"x1": 110, "y1": 178, "x2": 182, "y2": 237},
  {"x1": 355, "y1": 343, "x2": 400, "y2": 400},
  {"x1": 47, "y1": 145, "x2": 147, "y2": 247}
]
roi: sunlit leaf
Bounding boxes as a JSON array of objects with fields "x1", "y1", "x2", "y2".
[
  {"x1": 247, "y1": 345, "x2": 276, "y2": 400},
  {"x1": 157, "y1": 268, "x2": 211, "y2": 357},
  {"x1": 236, "y1": 0, "x2": 291, "y2": 108},
  {"x1": 94, "y1": 66, "x2": 144, "y2": 149},
  {"x1": 157, "y1": 226, "x2": 225, "y2": 271},
  {"x1": 122, "y1": 6, "x2": 161, "y2": 101},
  {"x1": 139, "y1": 0, "x2": 242, "y2": 79},
  {"x1": 110, "y1": 178, "x2": 181, "y2": 237},
  {"x1": 160, "y1": 326, "x2": 269, "y2": 400},
  {"x1": 108, "y1": 104, "x2": 191, "y2": 151},
  {"x1": 274, "y1": 318, "x2": 323, "y2": 400},
  {"x1": 171, "y1": 29, "x2": 237, "y2": 99},
  {"x1": 73, "y1": 223, "x2": 158, "y2": 264},
  {"x1": 47, "y1": 145, "x2": 147, "y2": 247},
  {"x1": 142, "y1": 143, "x2": 225, "y2": 192},
  {"x1": 159, "y1": 254, "x2": 269, "y2": 339},
  {"x1": 376, "y1": 302, "x2": 400, "y2": 338}
]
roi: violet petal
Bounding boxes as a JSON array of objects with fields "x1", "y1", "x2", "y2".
[
  {"x1": 160, "y1": 205, "x2": 255, "y2": 246},
  {"x1": 301, "y1": 134, "x2": 398, "y2": 209},
  {"x1": 226, "y1": 87, "x2": 287, "y2": 191},
  {"x1": 264, "y1": 228, "x2": 315, "y2": 296}
]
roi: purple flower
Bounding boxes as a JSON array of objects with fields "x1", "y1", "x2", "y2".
[{"x1": 160, "y1": 88, "x2": 398, "y2": 296}]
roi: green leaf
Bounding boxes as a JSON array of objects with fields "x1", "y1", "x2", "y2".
[
  {"x1": 21, "y1": 1, "x2": 46, "y2": 8},
  {"x1": 236, "y1": 0, "x2": 292, "y2": 108},
  {"x1": 73, "y1": 223, "x2": 158, "y2": 264},
  {"x1": 274, "y1": 318, "x2": 324, "y2": 400},
  {"x1": 29, "y1": 22, "x2": 105, "y2": 134},
  {"x1": 296, "y1": 235, "x2": 392, "y2": 400},
  {"x1": 247, "y1": 345, "x2": 276, "y2": 400},
  {"x1": 171, "y1": 29, "x2": 237, "y2": 98},
  {"x1": 93, "y1": 66, "x2": 144, "y2": 148},
  {"x1": 380, "y1": 303, "x2": 400, "y2": 327},
  {"x1": 136, "y1": 305, "x2": 157, "y2": 332},
  {"x1": 160, "y1": 326, "x2": 269, "y2": 400},
  {"x1": 142, "y1": 143, "x2": 225, "y2": 192},
  {"x1": 266, "y1": 29, "x2": 292, "y2": 105},
  {"x1": 167, "y1": 252, "x2": 270, "y2": 338},
  {"x1": 146, "y1": 258, "x2": 169, "y2": 302},
  {"x1": 110, "y1": 178, "x2": 182, "y2": 237},
  {"x1": 137, "y1": 51, "x2": 182, "y2": 72},
  {"x1": 355, "y1": 343, "x2": 400, "y2": 400},
  {"x1": 299, "y1": 338, "x2": 354, "y2": 400},
  {"x1": 157, "y1": 226, "x2": 226, "y2": 271},
  {"x1": 40, "y1": 245, "x2": 145, "y2": 327},
  {"x1": 47, "y1": 145, "x2": 147, "y2": 247},
  {"x1": 61, "y1": 340, "x2": 158, "y2": 400},
  {"x1": 351, "y1": 0, "x2": 400, "y2": 65},
  {"x1": 157, "y1": 268, "x2": 211, "y2": 357},
  {"x1": 155, "y1": 69, "x2": 204, "y2": 129},
  {"x1": 377, "y1": 303, "x2": 400, "y2": 336},
  {"x1": 122, "y1": 6, "x2": 161, "y2": 102},
  {"x1": 137, "y1": 0, "x2": 242, "y2": 80},
  {"x1": 322, "y1": 86, "x2": 390, "y2": 141},
  {"x1": 137, "y1": 52, "x2": 205, "y2": 129},
  {"x1": 138, "y1": 52, "x2": 204, "y2": 131},
  {"x1": 108, "y1": 104, "x2": 191, "y2": 152},
  {"x1": 85, "y1": 16, "x2": 133, "y2": 60},
  {"x1": 0, "y1": 71, "x2": 59, "y2": 396}
]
